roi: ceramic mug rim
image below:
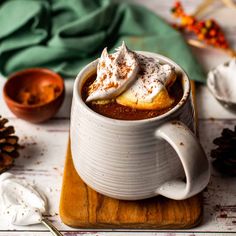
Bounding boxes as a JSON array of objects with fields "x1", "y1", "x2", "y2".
[{"x1": 74, "y1": 51, "x2": 191, "y2": 125}]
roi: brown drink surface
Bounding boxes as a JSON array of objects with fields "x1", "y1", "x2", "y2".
[{"x1": 82, "y1": 74, "x2": 183, "y2": 120}]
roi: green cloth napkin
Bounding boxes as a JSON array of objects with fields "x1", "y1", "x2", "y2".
[{"x1": 0, "y1": 0, "x2": 205, "y2": 82}]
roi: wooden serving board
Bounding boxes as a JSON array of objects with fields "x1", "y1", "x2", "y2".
[{"x1": 59, "y1": 81, "x2": 203, "y2": 229}]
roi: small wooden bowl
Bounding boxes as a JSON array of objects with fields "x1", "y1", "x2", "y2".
[{"x1": 3, "y1": 68, "x2": 65, "y2": 123}]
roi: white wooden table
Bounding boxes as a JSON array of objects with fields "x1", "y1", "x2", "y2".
[{"x1": 0, "y1": 1, "x2": 236, "y2": 235}]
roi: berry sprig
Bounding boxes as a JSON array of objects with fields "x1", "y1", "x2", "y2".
[{"x1": 171, "y1": 1, "x2": 229, "y2": 50}]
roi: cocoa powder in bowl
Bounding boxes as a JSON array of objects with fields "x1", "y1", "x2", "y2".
[{"x1": 3, "y1": 68, "x2": 65, "y2": 123}]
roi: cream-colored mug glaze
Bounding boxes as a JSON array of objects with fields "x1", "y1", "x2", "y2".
[{"x1": 70, "y1": 52, "x2": 210, "y2": 200}]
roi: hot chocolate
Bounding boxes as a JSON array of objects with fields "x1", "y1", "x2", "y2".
[
  {"x1": 82, "y1": 42, "x2": 183, "y2": 120},
  {"x1": 82, "y1": 74, "x2": 183, "y2": 120}
]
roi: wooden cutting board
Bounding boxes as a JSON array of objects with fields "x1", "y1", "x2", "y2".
[{"x1": 59, "y1": 81, "x2": 203, "y2": 229}]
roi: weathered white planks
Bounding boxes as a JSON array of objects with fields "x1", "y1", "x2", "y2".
[
  {"x1": 0, "y1": 0, "x2": 236, "y2": 235},
  {"x1": 0, "y1": 118, "x2": 70, "y2": 231},
  {"x1": 198, "y1": 120, "x2": 236, "y2": 232},
  {"x1": 0, "y1": 113, "x2": 236, "y2": 232}
]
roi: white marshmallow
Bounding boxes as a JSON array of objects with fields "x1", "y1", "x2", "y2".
[{"x1": 86, "y1": 42, "x2": 139, "y2": 102}]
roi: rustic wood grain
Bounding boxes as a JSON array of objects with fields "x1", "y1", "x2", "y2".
[{"x1": 59, "y1": 140, "x2": 203, "y2": 229}]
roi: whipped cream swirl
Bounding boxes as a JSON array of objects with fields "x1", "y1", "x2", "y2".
[
  {"x1": 86, "y1": 42, "x2": 176, "y2": 110},
  {"x1": 86, "y1": 42, "x2": 139, "y2": 102},
  {"x1": 0, "y1": 173, "x2": 46, "y2": 226},
  {"x1": 119, "y1": 54, "x2": 175, "y2": 103}
]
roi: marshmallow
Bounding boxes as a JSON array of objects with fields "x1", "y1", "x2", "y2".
[{"x1": 86, "y1": 42, "x2": 139, "y2": 102}]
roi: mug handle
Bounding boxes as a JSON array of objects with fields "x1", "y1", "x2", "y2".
[{"x1": 155, "y1": 120, "x2": 210, "y2": 200}]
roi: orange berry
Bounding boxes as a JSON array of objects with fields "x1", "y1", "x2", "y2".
[
  {"x1": 175, "y1": 1, "x2": 181, "y2": 7},
  {"x1": 209, "y1": 30, "x2": 216, "y2": 37},
  {"x1": 205, "y1": 20, "x2": 212, "y2": 28},
  {"x1": 201, "y1": 28, "x2": 207, "y2": 34},
  {"x1": 210, "y1": 38, "x2": 217, "y2": 45},
  {"x1": 198, "y1": 34, "x2": 205, "y2": 40},
  {"x1": 181, "y1": 17, "x2": 188, "y2": 25}
]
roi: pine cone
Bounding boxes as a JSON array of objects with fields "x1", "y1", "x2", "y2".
[
  {"x1": 211, "y1": 126, "x2": 236, "y2": 176},
  {"x1": 0, "y1": 116, "x2": 19, "y2": 173}
]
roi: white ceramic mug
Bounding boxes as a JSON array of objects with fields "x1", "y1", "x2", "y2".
[{"x1": 70, "y1": 52, "x2": 210, "y2": 200}]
